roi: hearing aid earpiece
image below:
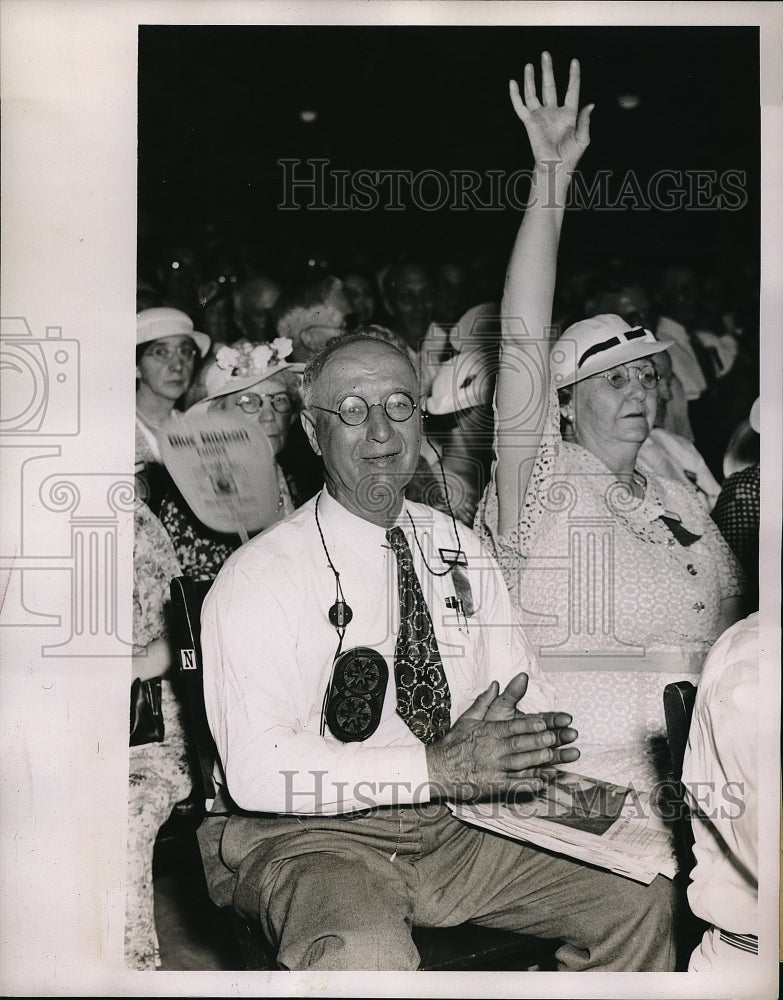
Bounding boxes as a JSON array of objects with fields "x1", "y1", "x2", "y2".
[{"x1": 329, "y1": 601, "x2": 353, "y2": 629}]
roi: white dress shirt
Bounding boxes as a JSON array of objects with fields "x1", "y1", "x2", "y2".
[
  {"x1": 640, "y1": 427, "x2": 721, "y2": 512},
  {"x1": 683, "y1": 613, "x2": 758, "y2": 936},
  {"x1": 201, "y1": 489, "x2": 554, "y2": 815}
]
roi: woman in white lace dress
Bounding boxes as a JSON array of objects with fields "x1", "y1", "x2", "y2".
[{"x1": 474, "y1": 53, "x2": 744, "y2": 785}]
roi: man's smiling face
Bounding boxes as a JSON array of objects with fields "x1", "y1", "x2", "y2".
[{"x1": 302, "y1": 339, "x2": 421, "y2": 526}]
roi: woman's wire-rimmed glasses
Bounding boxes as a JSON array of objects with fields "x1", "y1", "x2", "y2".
[
  {"x1": 593, "y1": 365, "x2": 660, "y2": 391},
  {"x1": 234, "y1": 391, "x2": 292, "y2": 415},
  {"x1": 144, "y1": 343, "x2": 199, "y2": 363}
]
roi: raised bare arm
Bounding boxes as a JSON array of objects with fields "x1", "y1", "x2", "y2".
[{"x1": 495, "y1": 52, "x2": 593, "y2": 535}]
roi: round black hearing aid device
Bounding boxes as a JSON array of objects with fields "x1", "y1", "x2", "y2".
[{"x1": 329, "y1": 600, "x2": 353, "y2": 629}]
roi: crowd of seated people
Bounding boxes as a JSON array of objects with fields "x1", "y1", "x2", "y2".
[
  {"x1": 137, "y1": 230, "x2": 759, "y2": 523},
  {"x1": 131, "y1": 53, "x2": 762, "y2": 973}
]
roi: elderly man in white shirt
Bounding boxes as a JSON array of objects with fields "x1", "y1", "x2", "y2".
[{"x1": 198, "y1": 329, "x2": 677, "y2": 972}]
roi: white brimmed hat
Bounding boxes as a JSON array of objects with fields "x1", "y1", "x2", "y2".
[
  {"x1": 425, "y1": 302, "x2": 499, "y2": 415},
  {"x1": 136, "y1": 307, "x2": 211, "y2": 358},
  {"x1": 426, "y1": 349, "x2": 495, "y2": 415},
  {"x1": 551, "y1": 314, "x2": 671, "y2": 389},
  {"x1": 190, "y1": 338, "x2": 304, "y2": 410}
]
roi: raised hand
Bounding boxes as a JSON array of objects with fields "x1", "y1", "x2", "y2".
[
  {"x1": 509, "y1": 51, "x2": 593, "y2": 172},
  {"x1": 492, "y1": 52, "x2": 590, "y2": 538}
]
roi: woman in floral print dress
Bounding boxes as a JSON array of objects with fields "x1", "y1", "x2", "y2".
[{"x1": 127, "y1": 501, "x2": 192, "y2": 970}]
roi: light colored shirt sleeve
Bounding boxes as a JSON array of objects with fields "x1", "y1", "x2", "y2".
[
  {"x1": 202, "y1": 556, "x2": 431, "y2": 815},
  {"x1": 201, "y1": 502, "x2": 557, "y2": 817},
  {"x1": 683, "y1": 614, "x2": 758, "y2": 933}
]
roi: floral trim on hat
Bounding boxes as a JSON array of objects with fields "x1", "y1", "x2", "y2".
[{"x1": 214, "y1": 338, "x2": 293, "y2": 381}]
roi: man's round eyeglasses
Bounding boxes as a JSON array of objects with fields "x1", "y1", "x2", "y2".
[
  {"x1": 144, "y1": 343, "x2": 198, "y2": 363},
  {"x1": 310, "y1": 391, "x2": 417, "y2": 426},
  {"x1": 594, "y1": 366, "x2": 660, "y2": 391},
  {"x1": 235, "y1": 392, "x2": 292, "y2": 415}
]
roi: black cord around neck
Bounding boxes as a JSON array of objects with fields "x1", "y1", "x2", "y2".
[
  {"x1": 314, "y1": 492, "x2": 343, "y2": 585},
  {"x1": 315, "y1": 492, "x2": 351, "y2": 735},
  {"x1": 409, "y1": 436, "x2": 464, "y2": 576}
]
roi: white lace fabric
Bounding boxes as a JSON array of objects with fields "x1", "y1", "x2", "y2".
[{"x1": 475, "y1": 379, "x2": 742, "y2": 635}]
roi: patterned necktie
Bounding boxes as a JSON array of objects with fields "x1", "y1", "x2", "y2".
[{"x1": 386, "y1": 526, "x2": 451, "y2": 744}]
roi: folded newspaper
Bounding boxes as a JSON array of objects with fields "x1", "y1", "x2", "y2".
[{"x1": 451, "y1": 769, "x2": 678, "y2": 884}]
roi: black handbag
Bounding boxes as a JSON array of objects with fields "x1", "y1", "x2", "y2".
[{"x1": 130, "y1": 676, "x2": 165, "y2": 746}]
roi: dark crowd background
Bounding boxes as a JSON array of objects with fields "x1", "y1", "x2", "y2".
[{"x1": 137, "y1": 24, "x2": 761, "y2": 486}]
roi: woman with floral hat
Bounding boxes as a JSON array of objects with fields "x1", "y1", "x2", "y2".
[{"x1": 159, "y1": 337, "x2": 303, "y2": 581}]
